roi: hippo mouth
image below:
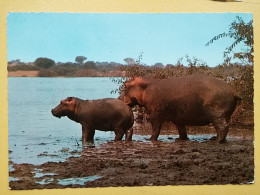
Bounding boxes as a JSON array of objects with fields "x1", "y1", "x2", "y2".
[
  {"x1": 126, "y1": 97, "x2": 139, "y2": 108},
  {"x1": 126, "y1": 101, "x2": 136, "y2": 108},
  {"x1": 51, "y1": 109, "x2": 62, "y2": 118}
]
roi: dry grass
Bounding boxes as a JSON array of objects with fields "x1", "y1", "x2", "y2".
[{"x1": 8, "y1": 70, "x2": 39, "y2": 77}]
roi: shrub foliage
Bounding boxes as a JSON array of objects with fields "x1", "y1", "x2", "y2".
[{"x1": 34, "y1": 57, "x2": 55, "y2": 69}]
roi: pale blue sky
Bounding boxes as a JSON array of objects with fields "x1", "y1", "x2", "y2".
[{"x1": 7, "y1": 13, "x2": 253, "y2": 67}]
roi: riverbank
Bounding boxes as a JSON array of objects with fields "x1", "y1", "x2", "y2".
[
  {"x1": 8, "y1": 70, "x2": 39, "y2": 77},
  {"x1": 9, "y1": 125, "x2": 254, "y2": 189}
]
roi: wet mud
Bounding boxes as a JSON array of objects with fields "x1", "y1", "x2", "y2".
[{"x1": 9, "y1": 126, "x2": 254, "y2": 190}]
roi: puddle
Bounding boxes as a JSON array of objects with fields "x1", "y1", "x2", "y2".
[
  {"x1": 33, "y1": 168, "x2": 57, "y2": 185},
  {"x1": 36, "y1": 178, "x2": 54, "y2": 185},
  {"x1": 34, "y1": 170, "x2": 57, "y2": 179},
  {"x1": 58, "y1": 175, "x2": 102, "y2": 186},
  {"x1": 9, "y1": 177, "x2": 20, "y2": 182},
  {"x1": 188, "y1": 134, "x2": 214, "y2": 142},
  {"x1": 9, "y1": 164, "x2": 15, "y2": 172},
  {"x1": 132, "y1": 134, "x2": 215, "y2": 143}
]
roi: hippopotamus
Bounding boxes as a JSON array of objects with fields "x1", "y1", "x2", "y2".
[
  {"x1": 51, "y1": 97, "x2": 134, "y2": 142},
  {"x1": 122, "y1": 75, "x2": 241, "y2": 143}
]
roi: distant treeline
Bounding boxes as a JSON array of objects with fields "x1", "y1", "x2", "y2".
[{"x1": 8, "y1": 58, "x2": 127, "y2": 77}]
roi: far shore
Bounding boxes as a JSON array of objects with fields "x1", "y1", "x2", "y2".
[
  {"x1": 8, "y1": 70, "x2": 126, "y2": 77},
  {"x1": 8, "y1": 71, "x2": 39, "y2": 77}
]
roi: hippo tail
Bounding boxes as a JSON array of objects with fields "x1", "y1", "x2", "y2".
[
  {"x1": 235, "y1": 94, "x2": 242, "y2": 102},
  {"x1": 234, "y1": 94, "x2": 242, "y2": 108}
]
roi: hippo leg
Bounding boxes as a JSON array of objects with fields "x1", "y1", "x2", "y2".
[
  {"x1": 125, "y1": 128, "x2": 133, "y2": 141},
  {"x1": 211, "y1": 117, "x2": 229, "y2": 143},
  {"x1": 149, "y1": 120, "x2": 163, "y2": 141},
  {"x1": 82, "y1": 125, "x2": 95, "y2": 143},
  {"x1": 175, "y1": 125, "x2": 188, "y2": 140},
  {"x1": 114, "y1": 128, "x2": 125, "y2": 141}
]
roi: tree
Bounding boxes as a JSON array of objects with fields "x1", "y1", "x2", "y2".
[
  {"x1": 206, "y1": 16, "x2": 253, "y2": 65},
  {"x1": 8, "y1": 59, "x2": 21, "y2": 65},
  {"x1": 83, "y1": 61, "x2": 97, "y2": 69},
  {"x1": 75, "y1": 56, "x2": 87, "y2": 66},
  {"x1": 124, "y1": 58, "x2": 135, "y2": 65},
  {"x1": 34, "y1": 57, "x2": 55, "y2": 69},
  {"x1": 153, "y1": 63, "x2": 164, "y2": 68}
]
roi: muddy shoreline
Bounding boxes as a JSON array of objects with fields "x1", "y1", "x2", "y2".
[{"x1": 9, "y1": 126, "x2": 254, "y2": 190}]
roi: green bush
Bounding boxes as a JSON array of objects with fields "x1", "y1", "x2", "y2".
[
  {"x1": 7, "y1": 64, "x2": 40, "y2": 71},
  {"x1": 38, "y1": 69, "x2": 57, "y2": 77},
  {"x1": 50, "y1": 65, "x2": 79, "y2": 77},
  {"x1": 34, "y1": 57, "x2": 55, "y2": 69},
  {"x1": 83, "y1": 61, "x2": 97, "y2": 69}
]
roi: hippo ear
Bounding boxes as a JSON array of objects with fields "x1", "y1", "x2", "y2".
[
  {"x1": 130, "y1": 75, "x2": 135, "y2": 81},
  {"x1": 67, "y1": 97, "x2": 73, "y2": 102}
]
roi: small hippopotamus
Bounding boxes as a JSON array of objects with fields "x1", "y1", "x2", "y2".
[
  {"x1": 51, "y1": 97, "x2": 134, "y2": 143},
  {"x1": 122, "y1": 75, "x2": 241, "y2": 143}
]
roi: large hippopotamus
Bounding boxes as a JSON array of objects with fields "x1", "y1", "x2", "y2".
[
  {"x1": 51, "y1": 97, "x2": 134, "y2": 142},
  {"x1": 122, "y1": 75, "x2": 241, "y2": 143}
]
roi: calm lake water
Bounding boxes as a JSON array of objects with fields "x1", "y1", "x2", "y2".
[{"x1": 8, "y1": 77, "x2": 121, "y2": 165}]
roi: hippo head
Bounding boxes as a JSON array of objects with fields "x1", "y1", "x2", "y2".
[
  {"x1": 51, "y1": 97, "x2": 76, "y2": 118},
  {"x1": 122, "y1": 77, "x2": 149, "y2": 107}
]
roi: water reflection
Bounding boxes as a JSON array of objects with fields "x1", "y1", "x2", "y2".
[
  {"x1": 9, "y1": 177, "x2": 20, "y2": 182},
  {"x1": 82, "y1": 141, "x2": 96, "y2": 149}
]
